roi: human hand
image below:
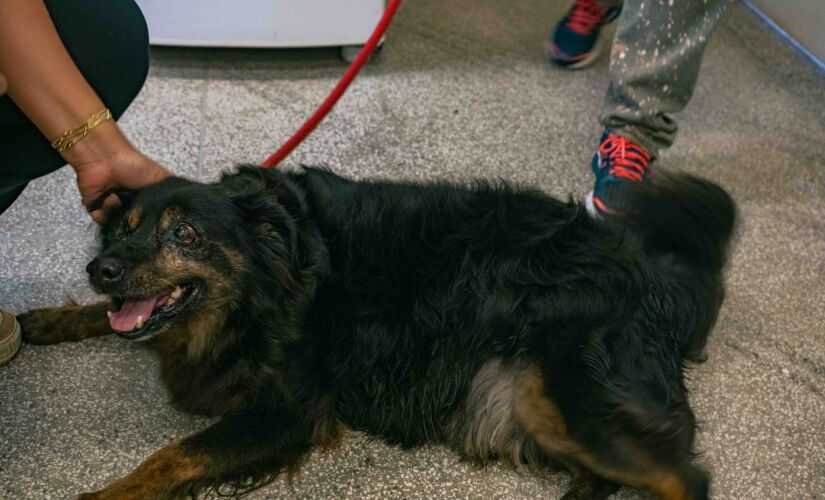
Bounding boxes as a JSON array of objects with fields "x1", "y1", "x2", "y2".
[
  {"x1": 73, "y1": 149, "x2": 170, "y2": 223},
  {"x1": 63, "y1": 121, "x2": 170, "y2": 223}
]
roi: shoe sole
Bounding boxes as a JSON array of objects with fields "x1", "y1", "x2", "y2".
[
  {"x1": 0, "y1": 311, "x2": 21, "y2": 366},
  {"x1": 585, "y1": 191, "x2": 602, "y2": 219}
]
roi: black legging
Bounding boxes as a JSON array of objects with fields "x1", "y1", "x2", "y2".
[{"x1": 0, "y1": 0, "x2": 150, "y2": 215}]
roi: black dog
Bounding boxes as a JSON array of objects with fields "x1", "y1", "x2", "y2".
[{"x1": 20, "y1": 166, "x2": 735, "y2": 499}]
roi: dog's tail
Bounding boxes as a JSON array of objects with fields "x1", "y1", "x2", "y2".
[
  {"x1": 625, "y1": 171, "x2": 736, "y2": 272},
  {"x1": 624, "y1": 171, "x2": 737, "y2": 360}
]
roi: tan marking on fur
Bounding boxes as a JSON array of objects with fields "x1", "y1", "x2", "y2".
[
  {"x1": 123, "y1": 249, "x2": 240, "y2": 360},
  {"x1": 78, "y1": 442, "x2": 207, "y2": 499},
  {"x1": 160, "y1": 257, "x2": 236, "y2": 361},
  {"x1": 159, "y1": 205, "x2": 184, "y2": 232},
  {"x1": 127, "y1": 207, "x2": 142, "y2": 231},
  {"x1": 311, "y1": 417, "x2": 344, "y2": 451},
  {"x1": 154, "y1": 251, "x2": 235, "y2": 300},
  {"x1": 185, "y1": 308, "x2": 227, "y2": 360},
  {"x1": 151, "y1": 324, "x2": 189, "y2": 353},
  {"x1": 147, "y1": 251, "x2": 233, "y2": 298},
  {"x1": 448, "y1": 359, "x2": 540, "y2": 468},
  {"x1": 572, "y1": 448, "x2": 692, "y2": 499},
  {"x1": 645, "y1": 471, "x2": 690, "y2": 500},
  {"x1": 514, "y1": 364, "x2": 580, "y2": 457},
  {"x1": 127, "y1": 266, "x2": 166, "y2": 295},
  {"x1": 310, "y1": 396, "x2": 346, "y2": 452},
  {"x1": 223, "y1": 247, "x2": 246, "y2": 274},
  {"x1": 515, "y1": 365, "x2": 693, "y2": 499}
]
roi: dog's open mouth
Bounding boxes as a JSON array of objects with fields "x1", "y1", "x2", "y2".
[{"x1": 109, "y1": 283, "x2": 199, "y2": 340}]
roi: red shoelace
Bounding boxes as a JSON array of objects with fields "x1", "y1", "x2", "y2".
[
  {"x1": 600, "y1": 134, "x2": 652, "y2": 181},
  {"x1": 566, "y1": 0, "x2": 607, "y2": 35}
]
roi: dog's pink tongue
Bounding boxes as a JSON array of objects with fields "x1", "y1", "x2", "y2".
[{"x1": 109, "y1": 293, "x2": 164, "y2": 331}]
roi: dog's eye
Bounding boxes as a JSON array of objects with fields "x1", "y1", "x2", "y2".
[{"x1": 173, "y1": 223, "x2": 198, "y2": 245}]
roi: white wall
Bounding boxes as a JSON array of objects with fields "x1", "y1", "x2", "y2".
[
  {"x1": 135, "y1": 0, "x2": 384, "y2": 48},
  {"x1": 747, "y1": 0, "x2": 825, "y2": 64}
]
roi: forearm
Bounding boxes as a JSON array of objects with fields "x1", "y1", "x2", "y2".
[{"x1": 0, "y1": 0, "x2": 130, "y2": 165}]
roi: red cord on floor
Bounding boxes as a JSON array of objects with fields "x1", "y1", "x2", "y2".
[{"x1": 261, "y1": 0, "x2": 404, "y2": 169}]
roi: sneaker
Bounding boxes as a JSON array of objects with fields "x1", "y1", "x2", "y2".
[
  {"x1": 546, "y1": 0, "x2": 622, "y2": 69},
  {"x1": 586, "y1": 130, "x2": 653, "y2": 217},
  {"x1": 0, "y1": 308, "x2": 21, "y2": 366}
]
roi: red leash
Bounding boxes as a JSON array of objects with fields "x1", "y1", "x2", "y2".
[{"x1": 261, "y1": 0, "x2": 404, "y2": 169}]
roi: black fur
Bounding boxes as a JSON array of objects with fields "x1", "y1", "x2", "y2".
[{"x1": 22, "y1": 166, "x2": 736, "y2": 499}]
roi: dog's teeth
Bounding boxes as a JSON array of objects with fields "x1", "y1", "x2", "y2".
[
  {"x1": 107, "y1": 311, "x2": 113, "y2": 319},
  {"x1": 167, "y1": 297, "x2": 177, "y2": 306},
  {"x1": 171, "y1": 286, "x2": 183, "y2": 299},
  {"x1": 135, "y1": 315, "x2": 144, "y2": 329}
]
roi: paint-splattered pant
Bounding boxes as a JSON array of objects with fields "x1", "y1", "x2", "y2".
[{"x1": 598, "y1": 0, "x2": 732, "y2": 156}]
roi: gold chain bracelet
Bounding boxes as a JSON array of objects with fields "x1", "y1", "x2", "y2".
[{"x1": 50, "y1": 108, "x2": 112, "y2": 152}]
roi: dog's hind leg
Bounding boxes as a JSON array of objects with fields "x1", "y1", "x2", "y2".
[
  {"x1": 514, "y1": 364, "x2": 708, "y2": 500},
  {"x1": 19, "y1": 302, "x2": 114, "y2": 345},
  {"x1": 560, "y1": 465, "x2": 619, "y2": 500}
]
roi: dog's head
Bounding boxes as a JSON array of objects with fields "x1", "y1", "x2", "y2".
[{"x1": 88, "y1": 167, "x2": 324, "y2": 345}]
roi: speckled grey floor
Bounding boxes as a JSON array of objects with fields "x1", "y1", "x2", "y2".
[{"x1": 2, "y1": 1, "x2": 824, "y2": 499}]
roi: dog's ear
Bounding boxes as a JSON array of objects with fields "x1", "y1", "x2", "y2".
[
  {"x1": 224, "y1": 168, "x2": 324, "y2": 290},
  {"x1": 300, "y1": 166, "x2": 353, "y2": 219},
  {"x1": 302, "y1": 167, "x2": 349, "y2": 202},
  {"x1": 221, "y1": 166, "x2": 310, "y2": 265},
  {"x1": 221, "y1": 165, "x2": 307, "y2": 219},
  {"x1": 95, "y1": 188, "x2": 138, "y2": 239},
  {"x1": 219, "y1": 165, "x2": 266, "y2": 196}
]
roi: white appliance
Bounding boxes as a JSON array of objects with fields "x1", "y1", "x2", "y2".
[{"x1": 135, "y1": 0, "x2": 385, "y2": 56}]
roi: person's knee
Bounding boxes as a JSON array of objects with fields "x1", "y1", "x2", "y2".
[
  {"x1": 91, "y1": 0, "x2": 151, "y2": 119},
  {"x1": 45, "y1": 0, "x2": 150, "y2": 119},
  {"x1": 105, "y1": 0, "x2": 151, "y2": 118}
]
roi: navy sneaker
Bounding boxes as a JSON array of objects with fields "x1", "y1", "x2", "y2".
[
  {"x1": 586, "y1": 131, "x2": 653, "y2": 217},
  {"x1": 546, "y1": 0, "x2": 622, "y2": 69}
]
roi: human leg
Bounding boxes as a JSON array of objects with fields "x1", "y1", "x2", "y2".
[
  {"x1": 0, "y1": 0, "x2": 150, "y2": 216},
  {"x1": 589, "y1": 0, "x2": 733, "y2": 215}
]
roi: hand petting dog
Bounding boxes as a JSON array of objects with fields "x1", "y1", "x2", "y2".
[{"x1": 60, "y1": 122, "x2": 170, "y2": 224}]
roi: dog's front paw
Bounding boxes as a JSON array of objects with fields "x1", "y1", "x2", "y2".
[
  {"x1": 18, "y1": 307, "x2": 73, "y2": 345},
  {"x1": 19, "y1": 303, "x2": 113, "y2": 345}
]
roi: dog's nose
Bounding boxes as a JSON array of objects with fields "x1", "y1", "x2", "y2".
[{"x1": 88, "y1": 257, "x2": 124, "y2": 283}]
